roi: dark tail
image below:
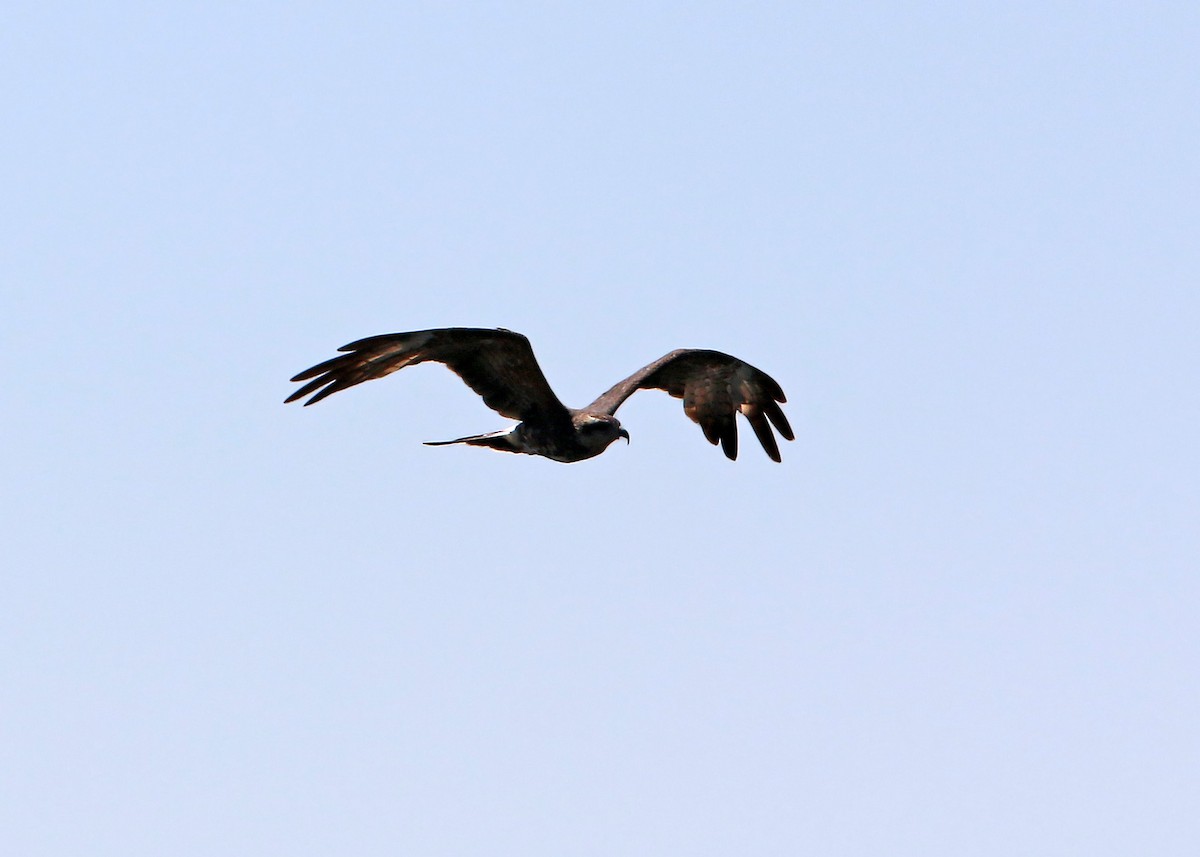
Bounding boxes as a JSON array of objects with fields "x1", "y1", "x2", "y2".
[{"x1": 423, "y1": 429, "x2": 523, "y2": 454}]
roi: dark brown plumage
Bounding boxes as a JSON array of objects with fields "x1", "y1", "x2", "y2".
[{"x1": 286, "y1": 327, "x2": 792, "y2": 463}]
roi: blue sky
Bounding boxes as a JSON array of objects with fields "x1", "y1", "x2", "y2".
[{"x1": 3, "y1": 3, "x2": 1198, "y2": 854}]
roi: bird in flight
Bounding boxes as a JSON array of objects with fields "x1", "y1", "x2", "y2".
[{"x1": 285, "y1": 327, "x2": 793, "y2": 463}]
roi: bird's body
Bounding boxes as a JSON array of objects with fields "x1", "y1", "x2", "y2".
[
  {"x1": 286, "y1": 327, "x2": 792, "y2": 463},
  {"x1": 424, "y1": 413, "x2": 627, "y2": 463}
]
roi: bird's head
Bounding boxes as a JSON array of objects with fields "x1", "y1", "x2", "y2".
[{"x1": 577, "y1": 414, "x2": 630, "y2": 452}]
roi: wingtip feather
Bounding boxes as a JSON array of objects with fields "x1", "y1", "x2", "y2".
[
  {"x1": 745, "y1": 410, "x2": 782, "y2": 462},
  {"x1": 764, "y1": 400, "x2": 794, "y2": 441}
]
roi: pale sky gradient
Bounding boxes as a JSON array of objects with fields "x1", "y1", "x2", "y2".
[{"x1": 3, "y1": 3, "x2": 1198, "y2": 855}]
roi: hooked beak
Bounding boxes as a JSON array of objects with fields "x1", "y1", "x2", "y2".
[{"x1": 618, "y1": 428, "x2": 630, "y2": 444}]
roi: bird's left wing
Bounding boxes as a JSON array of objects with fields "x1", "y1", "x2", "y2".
[
  {"x1": 586, "y1": 349, "x2": 793, "y2": 461},
  {"x1": 285, "y1": 327, "x2": 571, "y2": 426}
]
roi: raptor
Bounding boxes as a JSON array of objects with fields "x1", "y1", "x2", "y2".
[{"x1": 286, "y1": 327, "x2": 792, "y2": 462}]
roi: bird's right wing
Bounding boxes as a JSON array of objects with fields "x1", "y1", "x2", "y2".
[
  {"x1": 285, "y1": 328, "x2": 572, "y2": 426},
  {"x1": 586, "y1": 349, "x2": 793, "y2": 461}
]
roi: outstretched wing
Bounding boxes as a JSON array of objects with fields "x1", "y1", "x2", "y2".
[
  {"x1": 587, "y1": 349, "x2": 793, "y2": 462},
  {"x1": 285, "y1": 327, "x2": 571, "y2": 426}
]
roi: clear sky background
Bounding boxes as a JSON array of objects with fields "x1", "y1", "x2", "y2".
[{"x1": 3, "y1": 3, "x2": 1198, "y2": 855}]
